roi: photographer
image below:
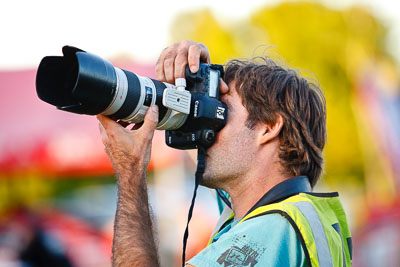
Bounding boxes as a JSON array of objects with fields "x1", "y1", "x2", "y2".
[{"x1": 97, "y1": 40, "x2": 352, "y2": 266}]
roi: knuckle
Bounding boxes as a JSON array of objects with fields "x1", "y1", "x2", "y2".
[
  {"x1": 174, "y1": 55, "x2": 187, "y2": 68},
  {"x1": 164, "y1": 49, "x2": 176, "y2": 61},
  {"x1": 155, "y1": 63, "x2": 161, "y2": 71},
  {"x1": 155, "y1": 63, "x2": 163, "y2": 74},
  {"x1": 171, "y1": 42, "x2": 180, "y2": 48},
  {"x1": 177, "y1": 46, "x2": 189, "y2": 56},
  {"x1": 164, "y1": 56, "x2": 175, "y2": 65},
  {"x1": 180, "y1": 39, "x2": 191, "y2": 47},
  {"x1": 155, "y1": 69, "x2": 165, "y2": 82},
  {"x1": 165, "y1": 47, "x2": 173, "y2": 56},
  {"x1": 146, "y1": 112, "x2": 158, "y2": 122},
  {"x1": 155, "y1": 55, "x2": 163, "y2": 65},
  {"x1": 198, "y1": 42, "x2": 207, "y2": 50},
  {"x1": 149, "y1": 117, "x2": 159, "y2": 124},
  {"x1": 166, "y1": 43, "x2": 179, "y2": 54},
  {"x1": 189, "y1": 43, "x2": 200, "y2": 49},
  {"x1": 178, "y1": 40, "x2": 191, "y2": 51}
]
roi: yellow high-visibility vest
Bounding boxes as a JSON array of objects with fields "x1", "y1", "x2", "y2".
[{"x1": 209, "y1": 192, "x2": 352, "y2": 267}]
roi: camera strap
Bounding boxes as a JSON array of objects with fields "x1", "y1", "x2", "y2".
[{"x1": 182, "y1": 146, "x2": 206, "y2": 266}]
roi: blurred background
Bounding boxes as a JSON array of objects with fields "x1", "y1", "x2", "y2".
[{"x1": 0, "y1": 0, "x2": 399, "y2": 266}]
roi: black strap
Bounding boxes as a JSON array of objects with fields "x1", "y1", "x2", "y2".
[
  {"x1": 216, "y1": 189, "x2": 232, "y2": 208},
  {"x1": 182, "y1": 147, "x2": 206, "y2": 266}
]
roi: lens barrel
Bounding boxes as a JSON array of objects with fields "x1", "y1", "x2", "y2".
[{"x1": 36, "y1": 46, "x2": 169, "y2": 123}]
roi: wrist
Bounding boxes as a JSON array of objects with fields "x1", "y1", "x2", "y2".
[{"x1": 116, "y1": 167, "x2": 146, "y2": 189}]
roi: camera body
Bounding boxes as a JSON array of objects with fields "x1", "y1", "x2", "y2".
[
  {"x1": 36, "y1": 46, "x2": 227, "y2": 150},
  {"x1": 166, "y1": 64, "x2": 227, "y2": 149}
]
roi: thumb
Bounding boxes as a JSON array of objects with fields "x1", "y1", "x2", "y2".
[
  {"x1": 140, "y1": 105, "x2": 159, "y2": 137},
  {"x1": 96, "y1": 114, "x2": 121, "y2": 131}
]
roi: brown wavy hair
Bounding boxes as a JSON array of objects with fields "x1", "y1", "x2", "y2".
[{"x1": 224, "y1": 58, "x2": 326, "y2": 187}]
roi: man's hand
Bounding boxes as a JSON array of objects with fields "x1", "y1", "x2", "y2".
[
  {"x1": 155, "y1": 40, "x2": 211, "y2": 84},
  {"x1": 97, "y1": 106, "x2": 160, "y2": 267},
  {"x1": 97, "y1": 105, "x2": 159, "y2": 185}
]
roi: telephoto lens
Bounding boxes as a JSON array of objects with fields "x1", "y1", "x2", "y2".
[
  {"x1": 36, "y1": 46, "x2": 228, "y2": 149},
  {"x1": 36, "y1": 46, "x2": 187, "y2": 130}
]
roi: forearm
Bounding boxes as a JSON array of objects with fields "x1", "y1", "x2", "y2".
[{"x1": 112, "y1": 168, "x2": 159, "y2": 267}]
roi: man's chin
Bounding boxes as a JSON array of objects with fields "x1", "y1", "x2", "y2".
[
  {"x1": 199, "y1": 180, "x2": 217, "y2": 189},
  {"x1": 199, "y1": 173, "x2": 218, "y2": 189}
]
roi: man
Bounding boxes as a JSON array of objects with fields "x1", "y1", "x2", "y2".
[{"x1": 97, "y1": 40, "x2": 352, "y2": 266}]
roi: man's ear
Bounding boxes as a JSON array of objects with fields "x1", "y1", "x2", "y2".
[{"x1": 259, "y1": 114, "x2": 284, "y2": 145}]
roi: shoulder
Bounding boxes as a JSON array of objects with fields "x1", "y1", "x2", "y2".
[{"x1": 187, "y1": 213, "x2": 307, "y2": 267}]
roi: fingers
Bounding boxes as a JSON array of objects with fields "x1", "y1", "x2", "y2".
[
  {"x1": 117, "y1": 120, "x2": 130, "y2": 128},
  {"x1": 219, "y1": 78, "x2": 229, "y2": 95},
  {"x1": 156, "y1": 43, "x2": 179, "y2": 83},
  {"x1": 163, "y1": 49, "x2": 177, "y2": 83},
  {"x1": 174, "y1": 42, "x2": 190, "y2": 80},
  {"x1": 96, "y1": 110, "x2": 158, "y2": 171},
  {"x1": 97, "y1": 114, "x2": 126, "y2": 142},
  {"x1": 140, "y1": 105, "x2": 159, "y2": 140},
  {"x1": 155, "y1": 47, "x2": 167, "y2": 81},
  {"x1": 97, "y1": 114, "x2": 120, "y2": 131},
  {"x1": 97, "y1": 108, "x2": 158, "y2": 140},
  {"x1": 97, "y1": 115, "x2": 115, "y2": 144},
  {"x1": 188, "y1": 43, "x2": 210, "y2": 73},
  {"x1": 156, "y1": 40, "x2": 211, "y2": 84},
  {"x1": 98, "y1": 119, "x2": 108, "y2": 144}
]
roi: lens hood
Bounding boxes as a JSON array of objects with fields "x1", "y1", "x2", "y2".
[{"x1": 36, "y1": 46, "x2": 117, "y2": 115}]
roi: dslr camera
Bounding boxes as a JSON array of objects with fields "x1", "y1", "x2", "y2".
[{"x1": 36, "y1": 46, "x2": 228, "y2": 149}]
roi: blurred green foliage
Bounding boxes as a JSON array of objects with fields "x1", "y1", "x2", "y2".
[
  {"x1": 170, "y1": 1, "x2": 392, "y2": 186},
  {"x1": 0, "y1": 174, "x2": 115, "y2": 214}
]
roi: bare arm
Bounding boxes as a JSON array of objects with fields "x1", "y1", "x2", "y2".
[
  {"x1": 97, "y1": 106, "x2": 159, "y2": 267},
  {"x1": 98, "y1": 40, "x2": 213, "y2": 267}
]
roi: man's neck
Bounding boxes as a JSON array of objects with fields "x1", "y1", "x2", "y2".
[
  {"x1": 225, "y1": 166, "x2": 288, "y2": 221},
  {"x1": 214, "y1": 140, "x2": 288, "y2": 221}
]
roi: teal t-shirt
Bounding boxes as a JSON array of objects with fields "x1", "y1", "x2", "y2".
[{"x1": 187, "y1": 213, "x2": 307, "y2": 266}]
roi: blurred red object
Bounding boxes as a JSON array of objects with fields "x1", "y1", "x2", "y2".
[
  {"x1": 0, "y1": 207, "x2": 112, "y2": 267},
  {"x1": 352, "y1": 196, "x2": 400, "y2": 267},
  {"x1": 0, "y1": 61, "x2": 182, "y2": 177}
]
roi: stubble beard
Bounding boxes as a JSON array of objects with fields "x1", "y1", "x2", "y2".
[
  {"x1": 200, "y1": 157, "x2": 232, "y2": 189},
  {"x1": 200, "y1": 127, "x2": 256, "y2": 190}
]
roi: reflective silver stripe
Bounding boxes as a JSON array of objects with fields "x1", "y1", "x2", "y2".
[
  {"x1": 332, "y1": 223, "x2": 346, "y2": 267},
  {"x1": 292, "y1": 201, "x2": 333, "y2": 267}
]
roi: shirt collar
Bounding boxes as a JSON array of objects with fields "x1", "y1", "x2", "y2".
[{"x1": 244, "y1": 176, "x2": 312, "y2": 217}]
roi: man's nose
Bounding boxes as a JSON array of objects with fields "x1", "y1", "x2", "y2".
[{"x1": 219, "y1": 79, "x2": 229, "y2": 95}]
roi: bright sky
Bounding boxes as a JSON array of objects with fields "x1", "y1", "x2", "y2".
[{"x1": 1, "y1": 0, "x2": 399, "y2": 70}]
